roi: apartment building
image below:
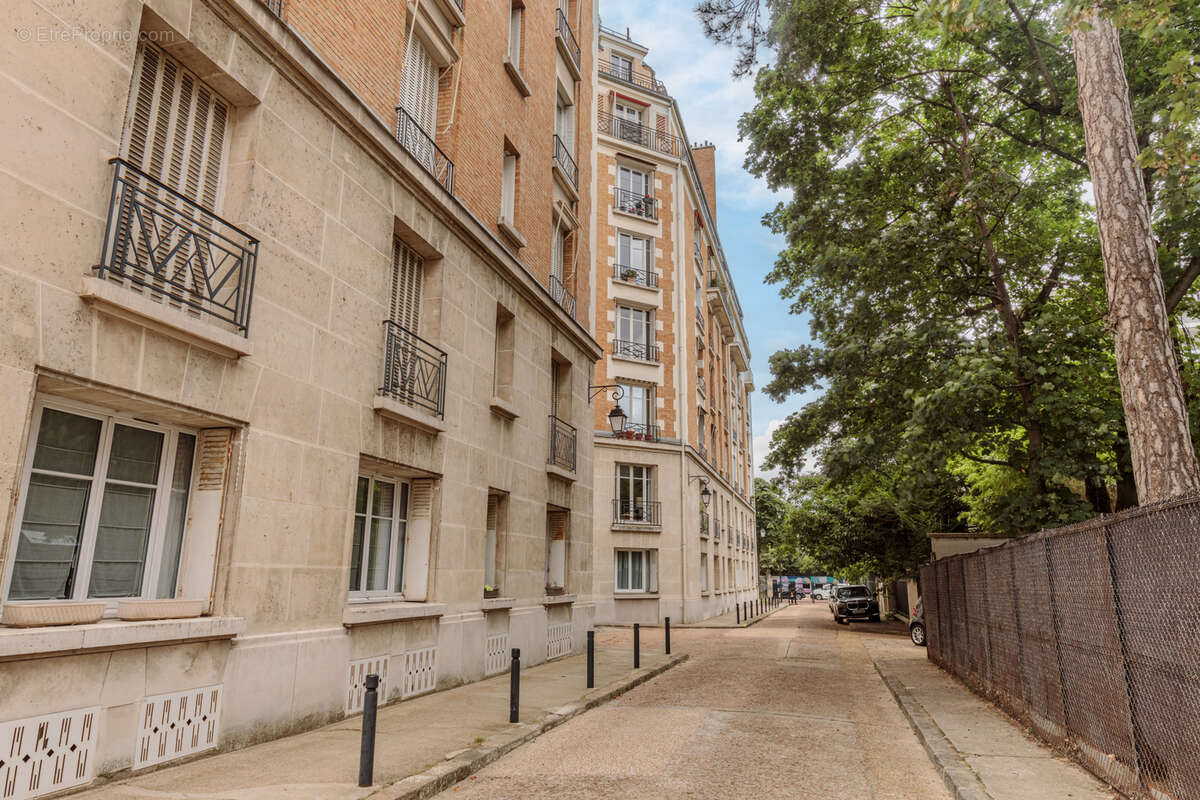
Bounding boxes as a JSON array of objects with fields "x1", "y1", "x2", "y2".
[
  {"x1": 590, "y1": 27, "x2": 757, "y2": 625},
  {"x1": 0, "y1": 0, "x2": 599, "y2": 791}
]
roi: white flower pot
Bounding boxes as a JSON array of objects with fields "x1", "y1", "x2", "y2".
[
  {"x1": 116, "y1": 598, "x2": 205, "y2": 621},
  {"x1": 1, "y1": 601, "x2": 105, "y2": 627}
]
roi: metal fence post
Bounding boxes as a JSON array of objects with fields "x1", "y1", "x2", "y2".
[
  {"x1": 633, "y1": 623, "x2": 640, "y2": 668},
  {"x1": 664, "y1": 617, "x2": 671, "y2": 655},
  {"x1": 586, "y1": 630, "x2": 595, "y2": 689},
  {"x1": 509, "y1": 648, "x2": 520, "y2": 723},
  {"x1": 357, "y1": 673, "x2": 379, "y2": 787}
]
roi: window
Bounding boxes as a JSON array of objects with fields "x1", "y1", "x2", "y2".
[
  {"x1": 616, "y1": 464, "x2": 653, "y2": 522},
  {"x1": 617, "y1": 233, "x2": 650, "y2": 277},
  {"x1": 615, "y1": 305, "x2": 653, "y2": 361},
  {"x1": 6, "y1": 402, "x2": 196, "y2": 602},
  {"x1": 485, "y1": 493, "x2": 505, "y2": 593},
  {"x1": 616, "y1": 167, "x2": 651, "y2": 217},
  {"x1": 401, "y1": 30, "x2": 439, "y2": 135},
  {"x1": 350, "y1": 475, "x2": 409, "y2": 597},
  {"x1": 546, "y1": 507, "x2": 569, "y2": 591},
  {"x1": 391, "y1": 240, "x2": 424, "y2": 334},
  {"x1": 613, "y1": 101, "x2": 643, "y2": 143},
  {"x1": 611, "y1": 53, "x2": 633, "y2": 82},
  {"x1": 700, "y1": 554, "x2": 708, "y2": 592},
  {"x1": 508, "y1": 2, "x2": 523, "y2": 68},
  {"x1": 494, "y1": 305, "x2": 515, "y2": 402},
  {"x1": 552, "y1": 226, "x2": 567, "y2": 284},
  {"x1": 556, "y1": 90, "x2": 575, "y2": 151},
  {"x1": 615, "y1": 549, "x2": 657, "y2": 593},
  {"x1": 617, "y1": 383, "x2": 654, "y2": 433},
  {"x1": 501, "y1": 149, "x2": 518, "y2": 225}
]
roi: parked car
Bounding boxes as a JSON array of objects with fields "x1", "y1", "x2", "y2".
[
  {"x1": 829, "y1": 584, "x2": 880, "y2": 624},
  {"x1": 909, "y1": 598, "x2": 926, "y2": 646},
  {"x1": 812, "y1": 585, "x2": 832, "y2": 601}
]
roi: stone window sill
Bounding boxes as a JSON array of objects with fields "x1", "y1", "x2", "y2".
[
  {"x1": 541, "y1": 593, "x2": 576, "y2": 606},
  {"x1": 546, "y1": 463, "x2": 576, "y2": 482},
  {"x1": 611, "y1": 352, "x2": 660, "y2": 368},
  {"x1": 0, "y1": 615, "x2": 245, "y2": 661},
  {"x1": 342, "y1": 601, "x2": 447, "y2": 627},
  {"x1": 498, "y1": 217, "x2": 527, "y2": 248},
  {"x1": 613, "y1": 592, "x2": 660, "y2": 600},
  {"x1": 80, "y1": 276, "x2": 252, "y2": 358},
  {"x1": 503, "y1": 57, "x2": 532, "y2": 97},
  {"x1": 373, "y1": 395, "x2": 446, "y2": 433},
  {"x1": 481, "y1": 597, "x2": 517, "y2": 611},
  {"x1": 612, "y1": 522, "x2": 662, "y2": 533},
  {"x1": 490, "y1": 396, "x2": 520, "y2": 420}
]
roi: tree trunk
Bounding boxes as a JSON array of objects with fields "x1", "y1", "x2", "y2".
[{"x1": 1072, "y1": 10, "x2": 1200, "y2": 503}]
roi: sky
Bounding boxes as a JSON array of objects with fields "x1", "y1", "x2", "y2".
[{"x1": 600, "y1": 1, "x2": 822, "y2": 478}]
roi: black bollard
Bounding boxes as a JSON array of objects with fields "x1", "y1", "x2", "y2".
[
  {"x1": 735, "y1": 604, "x2": 740, "y2": 624},
  {"x1": 357, "y1": 673, "x2": 379, "y2": 787},
  {"x1": 586, "y1": 630, "x2": 595, "y2": 689},
  {"x1": 744, "y1": 601, "x2": 748, "y2": 620},
  {"x1": 633, "y1": 623, "x2": 640, "y2": 668},
  {"x1": 509, "y1": 648, "x2": 520, "y2": 723},
  {"x1": 664, "y1": 617, "x2": 671, "y2": 655}
]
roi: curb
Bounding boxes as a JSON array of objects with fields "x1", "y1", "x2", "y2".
[
  {"x1": 675, "y1": 603, "x2": 792, "y2": 629},
  {"x1": 874, "y1": 663, "x2": 993, "y2": 800},
  {"x1": 370, "y1": 653, "x2": 688, "y2": 800}
]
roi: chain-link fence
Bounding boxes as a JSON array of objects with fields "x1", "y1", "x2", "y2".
[{"x1": 920, "y1": 494, "x2": 1200, "y2": 800}]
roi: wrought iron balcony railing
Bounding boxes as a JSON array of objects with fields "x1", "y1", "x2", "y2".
[
  {"x1": 556, "y1": 9, "x2": 581, "y2": 70},
  {"x1": 613, "y1": 263, "x2": 658, "y2": 288},
  {"x1": 700, "y1": 510, "x2": 710, "y2": 537},
  {"x1": 550, "y1": 274, "x2": 576, "y2": 318},
  {"x1": 380, "y1": 320, "x2": 448, "y2": 418},
  {"x1": 549, "y1": 415, "x2": 577, "y2": 472},
  {"x1": 698, "y1": 441, "x2": 708, "y2": 461},
  {"x1": 598, "y1": 111, "x2": 681, "y2": 157},
  {"x1": 97, "y1": 158, "x2": 259, "y2": 335},
  {"x1": 613, "y1": 339, "x2": 659, "y2": 362},
  {"x1": 261, "y1": 0, "x2": 285, "y2": 18},
  {"x1": 614, "y1": 188, "x2": 657, "y2": 220},
  {"x1": 553, "y1": 134, "x2": 578, "y2": 190},
  {"x1": 613, "y1": 499, "x2": 662, "y2": 526},
  {"x1": 396, "y1": 106, "x2": 454, "y2": 194},
  {"x1": 613, "y1": 422, "x2": 660, "y2": 442},
  {"x1": 599, "y1": 61, "x2": 668, "y2": 95}
]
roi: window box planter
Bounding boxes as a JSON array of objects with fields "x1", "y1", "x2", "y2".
[
  {"x1": 483, "y1": 587, "x2": 500, "y2": 600},
  {"x1": 1, "y1": 601, "x2": 105, "y2": 628},
  {"x1": 116, "y1": 598, "x2": 205, "y2": 621},
  {"x1": 621, "y1": 269, "x2": 639, "y2": 281},
  {"x1": 545, "y1": 585, "x2": 566, "y2": 597}
]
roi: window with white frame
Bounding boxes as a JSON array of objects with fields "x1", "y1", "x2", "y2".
[
  {"x1": 617, "y1": 383, "x2": 654, "y2": 432},
  {"x1": 615, "y1": 305, "x2": 653, "y2": 361},
  {"x1": 5, "y1": 402, "x2": 197, "y2": 602},
  {"x1": 613, "y1": 100, "x2": 643, "y2": 143},
  {"x1": 614, "y1": 549, "x2": 657, "y2": 593},
  {"x1": 700, "y1": 554, "x2": 709, "y2": 592},
  {"x1": 501, "y1": 149, "x2": 518, "y2": 225},
  {"x1": 350, "y1": 475, "x2": 410, "y2": 597},
  {"x1": 485, "y1": 493, "x2": 504, "y2": 593},
  {"x1": 508, "y1": 2, "x2": 523, "y2": 67},
  {"x1": 615, "y1": 463, "x2": 653, "y2": 522},
  {"x1": 610, "y1": 53, "x2": 633, "y2": 81},
  {"x1": 551, "y1": 225, "x2": 567, "y2": 284},
  {"x1": 617, "y1": 232, "x2": 651, "y2": 282},
  {"x1": 556, "y1": 89, "x2": 575, "y2": 152},
  {"x1": 616, "y1": 166, "x2": 651, "y2": 217}
]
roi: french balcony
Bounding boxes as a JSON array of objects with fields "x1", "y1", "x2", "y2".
[
  {"x1": 613, "y1": 499, "x2": 662, "y2": 527},
  {"x1": 612, "y1": 339, "x2": 659, "y2": 363},
  {"x1": 613, "y1": 422, "x2": 661, "y2": 443},
  {"x1": 94, "y1": 158, "x2": 258, "y2": 345},
  {"x1": 614, "y1": 188, "x2": 657, "y2": 220},
  {"x1": 598, "y1": 111, "x2": 682, "y2": 158},
  {"x1": 613, "y1": 263, "x2": 658, "y2": 288},
  {"x1": 698, "y1": 441, "x2": 708, "y2": 462},
  {"x1": 598, "y1": 59, "x2": 668, "y2": 96},
  {"x1": 548, "y1": 414, "x2": 577, "y2": 472},
  {"x1": 379, "y1": 320, "x2": 448, "y2": 420},
  {"x1": 697, "y1": 376, "x2": 707, "y2": 397},
  {"x1": 552, "y1": 134, "x2": 579, "y2": 193},
  {"x1": 555, "y1": 9, "x2": 582, "y2": 79},
  {"x1": 549, "y1": 275, "x2": 576, "y2": 319},
  {"x1": 700, "y1": 510, "x2": 710, "y2": 538},
  {"x1": 396, "y1": 106, "x2": 454, "y2": 194}
]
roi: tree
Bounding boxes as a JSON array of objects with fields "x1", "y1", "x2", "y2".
[{"x1": 1071, "y1": 7, "x2": 1200, "y2": 501}]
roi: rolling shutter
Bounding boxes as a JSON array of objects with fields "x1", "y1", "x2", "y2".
[
  {"x1": 390, "y1": 240, "x2": 424, "y2": 334},
  {"x1": 401, "y1": 33, "x2": 439, "y2": 135}
]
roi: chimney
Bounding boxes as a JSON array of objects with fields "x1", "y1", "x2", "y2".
[{"x1": 690, "y1": 141, "x2": 717, "y2": 223}]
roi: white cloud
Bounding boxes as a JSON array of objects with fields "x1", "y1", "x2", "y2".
[{"x1": 753, "y1": 418, "x2": 785, "y2": 479}]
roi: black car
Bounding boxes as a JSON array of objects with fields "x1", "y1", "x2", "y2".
[{"x1": 829, "y1": 585, "x2": 880, "y2": 624}]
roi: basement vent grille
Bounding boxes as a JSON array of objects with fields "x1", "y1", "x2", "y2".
[
  {"x1": 485, "y1": 634, "x2": 509, "y2": 676},
  {"x1": 346, "y1": 656, "x2": 390, "y2": 714},
  {"x1": 134, "y1": 685, "x2": 221, "y2": 770},
  {"x1": 547, "y1": 622, "x2": 573, "y2": 661},
  {"x1": 401, "y1": 647, "x2": 437, "y2": 697},
  {"x1": 0, "y1": 707, "x2": 98, "y2": 800}
]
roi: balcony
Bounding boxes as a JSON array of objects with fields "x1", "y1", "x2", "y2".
[
  {"x1": 698, "y1": 441, "x2": 708, "y2": 462},
  {"x1": 614, "y1": 188, "x2": 657, "y2": 220},
  {"x1": 613, "y1": 422, "x2": 660, "y2": 443},
  {"x1": 599, "y1": 59, "x2": 668, "y2": 96},
  {"x1": 697, "y1": 375, "x2": 707, "y2": 397},
  {"x1": 550, "y1": 275, "x2": 576, "y2": 318},
  {"x1": 613, "y1": 263, "x2": 658, "y2": 288},
  {"x1": 379, "y1": 320, "x2": 448, "y2": 419},
  {"x1": 552, "y1": 134, "x2": 579, "y2": 192},
  {"x1": 612, "y1": 339, "x2": 659, "y2": 363},
  {"x1": 95, "y1": 158, "x2": 258, "y2": 338},
  {"x1": 598, "y1": 112, "x2": 682, "y2": 157},
  {"x1": 548, "y1": 415, "x2": 577, "y2": 472},
  {"x1": 555, "y1": 9, "x2": 582, "y2": 79},
  {"x1": 396, "y1": 107, "x2": 454, "y2": 194},
  {"x1": 700, "y1": 510, "x2": 710, "y2": 538},
  {"x1": 613, "y1": 499, "x2": 662, "y2": 527}
]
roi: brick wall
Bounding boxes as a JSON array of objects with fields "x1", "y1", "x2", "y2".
[{"x1": 690, "y1": 144, "x2": 717, "y2": 223}]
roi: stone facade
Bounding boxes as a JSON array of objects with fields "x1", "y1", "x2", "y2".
[
  {"x1": 590, "y1": 28, "x2": 757, "y2": 625},
  {"x1": 0, "y1": 0, "x2": 600, "y2": 791}
]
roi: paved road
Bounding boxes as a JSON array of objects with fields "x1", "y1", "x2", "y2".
[{"x1": 437, "y1": 604, "x2": 952, "y2": 799}]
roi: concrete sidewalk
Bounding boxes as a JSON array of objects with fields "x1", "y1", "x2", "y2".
[
  {"x1": 672, "y1": 599, "x2": 788, "y2": 628},
  {"x1": 71, "y1": 640, "x2": 684, "y2": 800},
  {"x1": 863, "y1": 635, "x2": 1118, "y2": 800}
]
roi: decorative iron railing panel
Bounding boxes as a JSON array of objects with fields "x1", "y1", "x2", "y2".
[
  {"x1": 556, "y1": 9, "x2": 581, "y2": 70},
  {"x1": 598, "y1": 112, "x2": 681, "y2": 157},
  {"x1": 713, "y1": 520, "x2": 721, "y2": 540},
  {"x1": 395, "y1": 107, "x2": 455, "y2": 194},
  {"x1": 614, "y1": 188, "x2": 657, "y2": 220},
  {"x1": 613, "y1": 499, "x2": 661, "y2": 526},
  {"x1": 553, "y1": 134, "x2": 578, "y2": 189},
  {"x1": 261, "y1": 0, "x2": 285, "y2": 18},
  {"x1": 548, "y1": 415, "x2": 577, "y2": 472},
  {"x1": 550, "y1": 275, "x2": 576, "y2": 318},
  {"x1": 613, "y1": 339, "x2": 659, "y2": 362},
  {"x1": 614, "y1": 422, "x2": 660, "y2": 442},
  {"x1": 599, "y1": 61, "x2": 667, "y2": 95},
  {"x1": 700, "y1": 510, "x2": 710, "y2": 537},
  {"x1": 380, "y1": 320, "x2": 448, "y2": 418},
  {"x1": 96, "y1": 158, "x2": 258, "y2": 335},
  {"x1": 613, "y1": 263, "x2": 658, "y2": 288}
]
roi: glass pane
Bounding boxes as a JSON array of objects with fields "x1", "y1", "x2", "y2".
[
  {"x1": 616, "y1": 551, "x2": 629, "y2": 589},
  {"x1": 355, "y1": 476, "x2": 369, "y2": 514},
  {"x1": 631, "y1": 552, "x2": 643, "y2": 589},
  {"x1": 349, "y1": 515, "x2": 365, "y2": 591},
  {"x1": 89, "y1": 483, "x2": 155, "y2": 597},
  {"x1": 106, "y1": 425, "x2": 163, "y2": 484},
  {"x1": 366, "y1": 517, "x2": 391, "y2": 591},
  {"x1": 398, "y1": 482, "x2": 410, "y2": 522},
  {"x1": 372, "y1": 480, "x2": 395, "y2": 520},
  {"x1": 8, "y1": 474, "x2": 91, "y2": 600},
  {"x1": 32, "y1": 408, "x2": 102, "y2": 476},
  {"x1": 156, "y1": 433, "x2": 195, "y2": 598},
  {"x1": 394, "y1": 521, "x2": 407, "y2": 594}
]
